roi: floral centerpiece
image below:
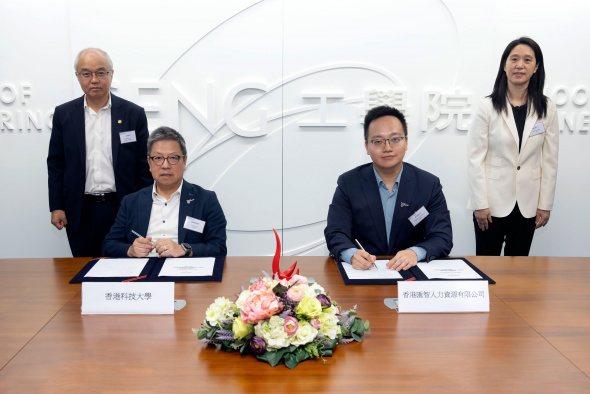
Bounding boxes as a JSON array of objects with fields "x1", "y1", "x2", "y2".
[{"x1": 193, "y1": 230, "x2": 370, "y2": 369}]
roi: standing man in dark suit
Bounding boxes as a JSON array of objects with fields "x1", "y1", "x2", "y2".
[
  {"x1": 324, "y1": 105, "x2": 452, "y2": 271},
  {"x1": 102, "y1": 126, "x2": 227, "y2": 258},
  {"x1": 47, "y1": 48, "x2": 152, "y2": 257}
]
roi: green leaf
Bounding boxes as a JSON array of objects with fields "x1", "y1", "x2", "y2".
[
  {"x1": 295, "y1": 348, "x2": 310, "y2": 362},
  {"x1": 263, "y1": 348, "x2": 288, "y2": 367},
  {"x1": 324, "y1": 338, "x2": 337, "y2": 349},
  {"x1": 239, "y1": 340, "x2": 249, "y2": 354},
  {"x1": 206, "y1": 328, "x2": 218, "y2": 340},
  {"x1": 196, "y1": 329, "x2": 208, "y2": 340},
  {"x1": 304, "y1": 343, "x2": 320, "y2": 358},
  {"x1": 364, "y1": 320, "x2": 370, "y2": 332},
  {"x1": 322, "y1": 349, "x2": 333, "y2": 357},
  {"x1": 351, "y1": 318, "x2": 364, "y2": 334},
  {"x1": 284, "y1": 353, "x2": 299, "y2": 369},
  {"x1": 272, "y1": 284, "x2": 288, "y2": 296},
  {"x1": 351, "y1": 332, "x2": 362, "y2": 342}
]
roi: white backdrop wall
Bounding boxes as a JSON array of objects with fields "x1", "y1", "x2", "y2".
[{"x1": 1, "y1": 0, "x2": 589, "y2": 258}]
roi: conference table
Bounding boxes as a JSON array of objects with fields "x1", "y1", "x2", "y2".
[{"x1": 1, "y1": 256, "x2": 589, "y2": 393}]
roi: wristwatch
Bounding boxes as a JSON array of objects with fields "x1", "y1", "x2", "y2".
[{"x1": 181, "y1": 243, "x2": 192, "y2": 257}]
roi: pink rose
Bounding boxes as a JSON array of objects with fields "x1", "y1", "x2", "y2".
[
  {"x1": 249, "y1": 280, "x2": 268, "y2": 292},
  {"x1": 289, "y1": 275, "x2": 308, "y2": 285},
  {"x1": 310, "y1": 316, "x2": 321, "y2": 329},
  {"x1": 240, "y1": 289, "x2": 283, "y2": 324},
  {"x1": 286, "y1": 286, "x2": 305, "y2": 302},
  {"x1": 283, "y1": 316, "x2": 298, "y2": 335}
]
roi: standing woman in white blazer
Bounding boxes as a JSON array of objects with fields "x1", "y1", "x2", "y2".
[{"x1": 467, "y1": 37, "x2": 559, "y2": 256}]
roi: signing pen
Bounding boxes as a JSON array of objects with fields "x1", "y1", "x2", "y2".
[
  {"x1": 132, "y1": 230, "x2": 153, "y2": 244},
  {"x1": 354, "y1": 239, "x2": 377, "y2": 269}
]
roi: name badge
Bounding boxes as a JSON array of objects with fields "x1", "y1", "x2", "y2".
[
  {"x1": 119, "y1": 130, "x2": 137, "y2": 144},
  {"x1": 81, "y1": 282, "x2": 174, "y2": 315},
  {"x1": 530, "y1": 121, "x2": 545, "y2": 137},
  {"x1": 184, "y1": 216, "x2": 205, "y2": 233},
  {"x1": 408, "y1": 206, "x2": 429, "y2": 226}
]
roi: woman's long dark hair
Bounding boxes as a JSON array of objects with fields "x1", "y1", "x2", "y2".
[{"x1": 488, "y1": 37, "x2": 547, "y2": 118}]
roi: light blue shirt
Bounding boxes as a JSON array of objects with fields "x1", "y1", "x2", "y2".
[{"x1": 340, "y1": 164, "x2": 427, "y2": 264}]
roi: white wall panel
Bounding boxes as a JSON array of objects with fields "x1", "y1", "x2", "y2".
[{"x1": 0, "y1": 0, "x2": 589, "y2": 258}]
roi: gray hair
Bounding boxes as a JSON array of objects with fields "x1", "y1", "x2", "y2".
[
  {"x1": 74, "y1": 48, "x2": 113, "y2": 71},
  {"x1": 147, "y1": 126, "x2": 188, "y2": 156}
]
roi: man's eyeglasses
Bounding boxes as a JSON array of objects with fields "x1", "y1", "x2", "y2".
[
  {"x1": 369, "y1": 136, "x2": 407, "y2": 146},
  {"x1": 149, "y1": 155, "x2": 185, "y2": 166},
  {"x1": 76, "y1": 71, "x2": 112, "y2": 80}
]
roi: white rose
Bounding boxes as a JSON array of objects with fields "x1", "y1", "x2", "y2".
[
  {"x1": 319, "y1": 312, "x2": 339, "y2": 339},
  {"x1": 255, "y1": 317, "x2": 290, "y2": 350},
  {"x1": 235, "y1": 290, "x2": 250, "y2": 309},
  {"x1": 308, "y1": 283, "x2": 326, "y2": 296},
  {"x1": 290, "y1": 321, "x2": 318, "y2": 346}
]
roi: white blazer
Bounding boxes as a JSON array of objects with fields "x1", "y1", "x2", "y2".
[{"x1": 467, "y1": 97, "x2": 559, "y2": 218}]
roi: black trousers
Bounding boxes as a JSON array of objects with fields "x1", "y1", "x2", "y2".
[
  {"x1": 66, "y1": 198, "x2": 119, "y2": 258},
  {"x1": 473, "y1": 203, "x2": 536, "y2": 256}
]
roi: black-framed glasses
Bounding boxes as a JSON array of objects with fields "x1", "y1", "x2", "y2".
[
  {"x1": 75, "y1": 70, "x2": 112, "y2": 80},
  {"x1": 149, "y1": 155, "x2": 185, "y2": 166},
  {"x1": 369, "y1": 136, "x2": 407, "y2": 146}
]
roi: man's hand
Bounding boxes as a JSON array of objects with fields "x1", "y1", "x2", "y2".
[
  {"x1": 50, "y1": 210, "x2": 68, "y2": 230},
  {"x1": 153, "y1": 239, "x2": 186, "y2": 258},
  {"x1": 127, "y1": 236, "x2": 154, "y2": 257},
  {"x1": 386, "y1": 249, "x2": 418, "y2": 271},
  {"x1": 351, "y1": 249, "x2": 376, "y2": 270},
  {"x1": 474, "y1": 208, "x2": 492, "y2": 231},
  {"x1": 535, "y1": 209, "x2": 550, "y2": 229}
]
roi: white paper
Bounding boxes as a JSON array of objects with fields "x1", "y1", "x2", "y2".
[
  {"x1": 85, "y1": 258, "x2": 148, "y2": 277},
  {"x1": 408, "y1": 206, "x2": 429, "y2": 226},
  {"x1": 82, "y1": 282, "x2": 174, "y2": 315},
  {"x1": 417, "y1": 259, "x2": 482, "y2": 280},
  {"x1": 158, "y1": 257, "x2": 215, "y2": 277},
  {"x1": 183, "y1": 216, "x2": 205, "y2": 233},
  {"x1": 342, "y1": 259, "x2": 403, "y2": 280},
  {"x1": 397, "y1": 280, "x2": 489, "y2": 313},
  {"x1": 119, "y1": 130, "x2": 137, "y2": 143}
]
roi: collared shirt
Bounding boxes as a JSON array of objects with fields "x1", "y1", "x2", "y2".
[
  {"x1": 146, "y1": 181, "x2": 183, "y2": 257},
  {"x1": 84, "y1": 94, "x2": 116, "y2": 194},
  {"x1": 340, "y1": 164, "x2": 426, "y2": 264}
]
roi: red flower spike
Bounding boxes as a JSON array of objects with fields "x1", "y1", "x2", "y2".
[{"x1": 272, "y1": 228, "x2": 298, "y2": 280}]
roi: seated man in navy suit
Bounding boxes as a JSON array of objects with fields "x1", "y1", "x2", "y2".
[
  {"x1": 324, "y1": 105, "x2": 452, "y2": 271},
  {"x1": 103, "y1": 126, "x2": 227, "y2": 258}
]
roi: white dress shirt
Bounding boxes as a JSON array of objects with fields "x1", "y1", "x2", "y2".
[
  {"x1": 84, "y1": 94, "x2": 116, "y2": 194},
  {"x1": 146, "y1": 181, "x2": 183, "y2": 257}
]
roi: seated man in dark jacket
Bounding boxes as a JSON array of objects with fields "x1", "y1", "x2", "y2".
[
  {"x1": 324, "y1": 106, "x2": 452, "y2": 271},
  {"x1": 103, "y1": 126, "x2": 227, "y2": 258}
]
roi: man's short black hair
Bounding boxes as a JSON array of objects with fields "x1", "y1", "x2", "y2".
[{"x1": 363, "y1": 105, "x2": 408, "y2": 140}]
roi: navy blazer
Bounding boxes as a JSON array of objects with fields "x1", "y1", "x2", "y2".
[
  {"x1": 47, "y1": 94, "x2": 152, "y2": 233},
  {"x1": 102, "y1": 180, "x2": 227, "y2": 257},
  {"x1": 324, "y1": 162, "x2": 452, "y2": 262}
]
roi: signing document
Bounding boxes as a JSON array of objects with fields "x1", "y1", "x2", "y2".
[
  {"x1": 85, "y1": 258, "x2": 148, "y2": 277},
  {"x1": 343, "y1": 259, "x2": 403, "y2": 280},
  {"x1": 417, "y1": 259, "x2": 482, "y2": 280},
  {"x1": 158, "y1": 257, "x2": 216, "y2": 277}
]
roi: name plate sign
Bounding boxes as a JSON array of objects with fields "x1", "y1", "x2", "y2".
[
  {"x1": 397, "y1": 280, "x2": 489, "y2": 313},
  {"x1": 82, "y1": 282, "x2": 174, "y2": 315}
]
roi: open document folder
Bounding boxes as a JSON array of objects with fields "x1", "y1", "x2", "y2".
[
  {"x1": 85, "y1": 258, "x2": 148, "y2": 277},
  {"x1": 417, "y1": 259, "x2": 482, "y2": 280},
  {"x1": 341, "y1": 260, "x2": 403, "y2": 280}
]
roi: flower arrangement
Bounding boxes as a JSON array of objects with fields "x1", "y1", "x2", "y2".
[{"x1": 194, "y1": 230, "x2": 370, "y2": 369}]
